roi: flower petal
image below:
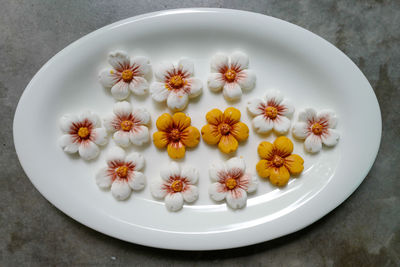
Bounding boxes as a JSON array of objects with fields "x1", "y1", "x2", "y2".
[
  {"x1": 167, "y1": 91, "x2": 189, "y2": 111},
  {"x1": 125, "y1": 152, "x2": 145, "y2": 171},
  {"x1": 207, "y1": 73, "x2": 225, "y2": 92},
  {"x1": 91, "y1": 128, "x2": 108, "y2": 146},
  {"x1": 218, "y1": 134, "x2": 239, "y2": 154},
  {"x1": 78, "y1": 141, "x2": 100, "y2": 160},
  {"x1": 230, "y1": 51, "x2": 249, "y2": 71},
  {"x1": 223, "y1": 107, "x2": 241, "y2": 124},
  {"x1": 165, "y1": 193, "x2": 184, "y2": 212},
  {"x1": 269, "y1": 167, "x2": 290, "y2": 187},
  {"x1": 273, "y1": 136, "x2": 294, "y2": 157},
  {"x1": 160, "y1": 161, "x2": 180, "y2": 181},
  {"x1": 246, "y1": 175, "x2": 258, "y2": 193},
  {"x1": 257, "y1": 141, "x2": 274, "y2": 160},
  {"x1": 79, "y1": 111, "x2": 100, "y2": 127},
  {"x1": 129, "y1": 77, "x2": 149, "y2": 95},
  {"x1": 98, "y1": 68, "x2": 119, "y2": 88},
  {"x1": 113, "y1": 101, "x2": 132, "y2": 117},
  {"x1": 201, "y1": 124, "x2": 221, "y2": 145},
  {"x1": 209, "y1": 183, "x2": 227, "y2": 201},
  {"x1": 131, "y1": 56, "x2": 151, "y2": 76},
  {"x1": 167, "y1": 142, "x2": 186, "y2": 159},
  {"x1": 180, "y1": 126, "x2": 200, "y2": 148},
  {"x1": 237, "y1": 69, "x2": 256, "y2": 91},
  {"x1": 230, "y1": 122, "x2": 249, "y2": 142},
  {"x1": 106, "y1": 146, "x2": 125, "y2": 163},
  {"x1": 154, "y1": 62, "x2": 175, "y2": 82},
  {"x1": 111, "y1": 80, "x2": 130, "y2": 100},
  {"x1": 150, "y1": 179, "x2": 167, "y2": 199},
  {"x1": 304, "y1": 134, "x2": 322, "y2": 153},
  {"x1": 264, "y1": 90, "x2": 284, "y2": 105},
  {"x1": 113, "y1": 130, "x2": 131, "y2": 147},
  {"x1": 178, "y1": 58, "x2": 194, "y2": 76},
  {"x1": 223, "y1": 82, "x2": 242, "y2": 101},
  {"x1": 182, "y1": 185, "x2": 199, "y2": 203},
  {"x1": 186, "y1": 78, "x2": 202, "y2": 98},
  {"x1": 273, "y1": 116, "x2": 291, "y2": 134},
  {"x1": 59, "y1": 114, "x2": 79, "y2": 133},
  {"x1": 318, "y1": 110, "x2": 338, "y2": 128},
  {"x1": 150, "y1": 82, "x2": 170, "y2": 102},
  {"x1": 58, "y1": 134, "x2": 79, "y2": 153},
  {"x1": 95, "y1": 167, "x2": 113, "y2": 189},
  {"x1": 292, "y1": 122, "x2": 309, "y2": 139},
  {"x1": 206, "y1": 108, "x2": 223, "y2": 125},
  {"x1": 129, "y1": 125, "x2": 150, "y2": 146},
  {"x1": 247, "y1": 97, "x2": 265, "y2": 116},
  {"x1": 252, "y1": 115, "x2": 273, "y2": 133},
  {"x1": 108, "y1": 51, "x2": 130, "y2": 71},
  {"x1": 226, "y1": 188, "x2": 247, "y2": 209},
  {"x1": 131, "y1": 107, "x2": 150, "y2": 125},
  {"x1": 280, "y1": 99, "x2": 295, "y2": 117},
  {"x1": 209, "y1": 161, "x2": 227, "y2": 182},
  {"x1": 153, "y1": 131, "x2": 169, "y2": 148},
  {"x1": 322, "y1": 129, "x2": 340, "y2": 146},
  {"x1": 172, "y1": 112, "x2": 191, "y2": 131},
  {"x1": 111, "y1": 179, "x2": 131, "y2": 200},
  {"x1": 299, "y1": 108, "x2": 317, "y2": 122},
  {"x1": 285, "y1": 154, "x2": 304, "y2": 175},
  {"x1": 226, "y1": 157, "x2": 246, "y2": 172},
  {"x1": 128, "y1": 171, "x2": 146, "y2": 191},
  {"x1": 156, "y1": 113, "x2": 173, "y2": 131},
  {"x1": 181, "y1": 165, "x2": 199, "y2": 184},
  {"x1": 103, "y1": 114, "x2": 117, "y2": 132},
  {"x1": 256, "y1": 160, "x2": 271, "y2": 178},
  {"x1": 210, "y1": 53, "x2": 229, "y2": 73}
]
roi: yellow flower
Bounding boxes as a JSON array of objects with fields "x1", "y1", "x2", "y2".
[
  {"x1": 256, "y1": 136, "x2": 304, "y2": 187},
  {"x1": 201, "y1": 107, "x2": 249, "y2": 154},
  {"x1": 153, "y1": 112, "x2": 200, "y2": 159}
]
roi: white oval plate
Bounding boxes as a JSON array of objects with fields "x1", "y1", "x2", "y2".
[{"x1": 14, "y1": 9, "x2": 381, "y2": 250}]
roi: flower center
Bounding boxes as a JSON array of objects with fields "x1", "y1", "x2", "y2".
[
  {"x1": 120, "y1": 120, "x2": 133, "y2": 131},
  {"x1": 121, "y1": 69, "x2": 134, "y2": 82},
  {"x1": 171, "y1": 180, "x2": 183, "y2": 192},
  {"x1": 77, "y1": 127, "x2": 90, "y2": 139},
  {"x1": 224, "y1": 69, "x2": 236, "y2": 82},
  {"x1": 169, "y1": 75, "x2": 184, "y2": 89},
  {"x1": 225, "y1": 178, "x2": 237, "y2": 190},
  {"x1": 116, "y1": 166, "x2": 129, "y2": 178},
  {"x1": 265, "y1": 106, "x2": 278, "y2": 119},
  {"x1": 219, "y1": 123, "x2": 231, "y2": 135},
  {"x1": 311, "y1": 123, "x2": 323, "y2": 135},
  {"x1": 272, "y1": 155, "x2": 285, "y2": 167},
  {"x1": 170, "y1": 129, "x2": 181, "y2": 142}
]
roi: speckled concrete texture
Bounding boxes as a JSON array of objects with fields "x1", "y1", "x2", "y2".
[{"x1": 1, "y1": 0, "x2": 399, "y2": 266}]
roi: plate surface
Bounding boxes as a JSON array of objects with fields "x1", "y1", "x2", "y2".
[{"x1": 13, "y1": 8, "x2": 381, "y2": 250}]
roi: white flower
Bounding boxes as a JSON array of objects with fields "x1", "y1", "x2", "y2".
[
  {"x1": 150, "y1": 162, "x2": 199, "y2": 212},
  {"x1": 150, "y1": 59, "x2": 202, "y2": 111},
  {"x1": 58, "y1": 111, "x2": 108, "y2": 160},
  {"x1": 208, "y1": 157, "x2": 258, "y2": 209},
  {"x1": 292, "y1": 108, "x2": 340, "y2": 153},
  {"x1": 247, "y1": 90, "x2": 294, "y2": 134},
  {"x1": 96, "y1": 146, "x2": 146, "y2": 201},
  {"x1": 207, "y1": 51, "x2": 256, "y2": 101},
  {"x1": 103, "y1": 101, "x2": 150, "y2": 147},
  {"x1": 98, "y1": 50, "x2": 151, "y2": 100}
]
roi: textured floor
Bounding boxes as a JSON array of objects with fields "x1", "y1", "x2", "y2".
[{"x1": 1, "y1": 0, "x2": 399, "y2": 266}]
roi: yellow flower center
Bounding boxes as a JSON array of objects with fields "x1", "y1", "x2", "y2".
[
  {"x1": 225, "y1": 178, "x2": 237, "y2": 190},
  {"x1": 224, "y1": 69, "x2": 236, "y2": 82},
  {"x1": 171, "y1": 180, "x2": 183, "y2": 192},
  {"x1": 120, "y1": 120, "x2": 133, "y2": 131},
  {"x1": 116, "y1": 166, "x2": 129, "y2": 178},
  {"x1": 121, "y1": 69, "x2": 134, "y2": 82},
  {"x1": 219, "y1": 123, "x2": 231, "y2": 135},
  {"x1": 311, "y1": 123, "x2": 323, "y2": 135},
  {"x1": 169, "y1": 75, "x2": 184, "y2": 89},
  {"x1": 272, "y1": 155, "x2": 285, "y2": 167},
  {"x1": 169, "y1": 129, "x2": 181, "y2": 142},
  {"x1": 77, "y1": 127, "x2": 90, "y2": 139},
  {"x1": 265, "y1": 106, "x2": 278, "y2": 119}
]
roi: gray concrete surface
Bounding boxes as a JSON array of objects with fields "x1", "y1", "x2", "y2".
[{"x1": 1, "y1": 0, "x2": 399, "y2": 266}]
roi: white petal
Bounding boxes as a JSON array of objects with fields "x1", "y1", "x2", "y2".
[
  {"x1": 78, "y1": 141, "x2": 100, "y2": 160},
  {"x1": 111, "y1": 80, "x2": 130, "y2": 100},
  {"x1": 111, "y1": 179, "x2": 131, "y2": 200},
  {"x1": 223, "y1": 82, "x2": 242, "y2": 101},
  {"x1": 98, "y1": 68, "x2": 119, "y2": 88},
  {"x1": 80, "y1": 111, "x2": 100, "y2": 127},
  {"x1": 318, "y1": 110, "x2": 338, "y2": 128},
  {"x1": 252, "y1": 115, "x2": 274, "y2": 133},
  {"x1": 59, "y1": 114, "x2": 79, "y2": 133},
  {"x1": 113, "y1": 101, "x2": 132, "y2": 117},
  {"x1": 178, "y1": 58, "x2": 194, "y2": 76},
  {"x1": 322, "y1": 129, "x2": 340, "y2": 146},
  {"x1": 209, "y1": 183, "x2": 227, "y2": 201},
  {"x1": 108, "y1": 50, "x2": 130, "y2": 71},
  {"x1": 207, "y1": 73, "x2": 225, "y2": 92},
  {"x1": 226, "y1": 188, "x2": 247, "y2": 209},
  {"x1": 103, "y1": 114, "x2": 117, "y2": 132},
  {"x1": 128, "y1": 171, "x2": 146, "y2": 191},
  {"x1": 187, "y1": 78, "x2": 202, "y2": 98},
  {"x1": 125, "y1": 152, "x2": 145, "y2": 171},
  {"x1": 247, "y1": 98, "x2": 265, "y2": 116},
  {"x1": 292, "y1": 122, "x2": 309, "y2": 139},
  {"x1": 106, "y1": 146, "x2": 125, "y2": 163},
  {"x1": 226, "y1": 157, "x2": 246, "y2": 173},
  {"x1": 150, "y1": 179, "x2": 167, "y2": 199},
  {"x1": 167, "y1": 91, "x2": 188, "y2": 111},
  {"x1": 129, "y1": 126, "x2": 150, "y2": 146},
  {"x1": 210, "y1": 53, "x2": 229, "y2": 72},
  {"x1": 161, "y1": 162, "x2": 181, "y2": 181},
  {"x1": 237, "y1": 69, "x2": 256, "y2": 91},
  {"x1": 273, "y1": 116, "x2": 291, "y2": 134},
  {"x1": 209, "y1": 161, "x2": 227, "y2": 182},
  {"x1": 113, "y1": 130, "x2": 131, "y2": 147},
  {"x1": 129, "y1": 77, "x2": 148, "y2": 95},
  {"x1": 181, "y1": 165, "x2": 199, "y2": 185},
  {"x1": 95, "y1": 167, "x2": 113, "y2": 189},
  {"x1": 165, "y1": 193, "x2": 184, "y2": 212},
  {"x1": 131, "y1": 107, "x2": 150, "y2": 125},
  {"x1": 131, "y1": 56, "x2": 151, "y2": 76},
  {"x1": 230, "y1": 51, "x2": 249, "y2": 71},
  {"x1": 280, "y1": 99, "x2": 295, "y2": 117},
  {"x1": 58, "y1": 134, "x2": 79, "y2": 153},
  {"x1": 154, "y1": 62, "x2": 175, "y2": 82},
  {"x1": 150, "y1": 82, "x2": 170, "y2": 102},
  {"x1": 91, "y1": 128, "x2": 108, "y2": 146},
  {"x1": 246, "y1": 175, "x2": 258, "y2": 193},
  {"x1": 304, "y1": 134, "x2": 322, "y2": 153},
  {"x1": 182, "y1": 185, "x2": 199, "y2": 203},
  {"x1": 264, "y1": 90, "x2": 284, "y2": 105},
  {"x1": 299, "y1": 108, "x2": 317, "y2": 122}
]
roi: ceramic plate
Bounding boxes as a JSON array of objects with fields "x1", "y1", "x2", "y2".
[{"x1": 13, "y1": 9, "x2": 381, "y2": 250}]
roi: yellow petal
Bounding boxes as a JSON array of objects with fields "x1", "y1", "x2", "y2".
[
  {"x1": 256, "y1": 160, "x2": 271, "y2": 178},
  {"x1": 201, "y1": 124, "x2": 221, "y2": 145},
  {"x1": 167, "y1": 142, "x2": 186, "y2": 159},
  {"x1": 156, "y1": 113, "x2": 173, "y2": 131},
  {"x1": 273, "y1": 136, "x2": 293, "y2": 157},
  {"x1": 257, "y1": 141, "x2": 274, "y2": 160},
  {"x1": 180, "y1": 126, "x2": 200, "y2": 148},
  {"x1": 206, "y1": 108, "x2": 223, "y2": 125},
  {"x1": 218, "y1": 134, "x2": 238, "y2": 154},
  {"x1": 285, "y1": 154, "x2": 304, "y2": 175},
  {"x1": 223, "y1": 107, "x2": 241, "y2": 124},
  {"x1": 230, "y1": 122, "x2": 249, "y2": 142},
  {"x1": 269, "y1": 166, "x2": 290, "y2": 187},
  {"x1": 172, "y1": 112, "x2": 191, "y2": 131},
  {"x1": 153, "y1": 131, "x2": 169, "y2": 148}
]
